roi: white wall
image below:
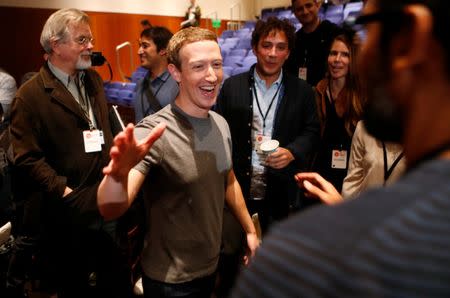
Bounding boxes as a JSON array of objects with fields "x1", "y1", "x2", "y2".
[{"x1": 0, "y1": 0, "x2": 291, "y2": 21}]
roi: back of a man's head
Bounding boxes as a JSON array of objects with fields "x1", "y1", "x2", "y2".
[
  {"x1": 377, "y1": 0, "x2": 450, "y2": 76},
  {"x1": 167, "y1": 27, "x2": 217, "y2": 70},
  {"x1": 40, "y1": 8, "x2": 89, "y2": 54},
  {"x1": 141, "y1": 26, "x2": 173, "y2": 52}
]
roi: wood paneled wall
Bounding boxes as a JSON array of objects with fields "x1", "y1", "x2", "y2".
[{"x1": 0, "y1": 6, "x2": 231, "y2": 84}]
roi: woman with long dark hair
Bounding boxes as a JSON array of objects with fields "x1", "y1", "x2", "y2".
[{"x1": 312, "y1": 31, "x2": 366, "y2": 192}]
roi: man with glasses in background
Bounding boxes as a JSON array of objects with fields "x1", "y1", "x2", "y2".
[
  {"x1": 232, "y1": 0, "x2": 450, "y2": 296},
  {"x1": 8, "y1": 8, "x2": 131, "y2": 298}
]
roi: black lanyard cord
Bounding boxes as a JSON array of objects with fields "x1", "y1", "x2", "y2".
[
  {"x1": 253, "y1": 80, "x2": 283, "y2": 134},
  {"x1": 74, "y1": 74, "x2": 94, "y2": 129},
  {"x1": 141, "y1": 75, "x2": 166, "y2": 116},
  {"x1": 383, "y1": 142, "x2": 404, "y2": 185}
]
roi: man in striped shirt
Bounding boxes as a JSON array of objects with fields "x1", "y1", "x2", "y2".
[{"x1": 232, "y1": 0, "x2": 450, "y2": 297}]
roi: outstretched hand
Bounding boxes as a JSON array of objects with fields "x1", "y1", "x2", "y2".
[
  {"x1": 294, "y1": 172, "x2": 343, "y2": 205},
  {"x1": 103, "y1": 122, "x2": 166, "y2": 181}
]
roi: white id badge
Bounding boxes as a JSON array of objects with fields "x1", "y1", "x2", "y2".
[
  {"x1": 331, "y1": 149, "x2": 348, "y2": 169},
  {"x1": 254, "y1": 134, "x2": 271, "y2": 154},
  {"x1": 298, "y1": 67, "x2": 307, "y2": 81},
  {"x1": 83, "y1": 130, "x2": 102, "y2": 153}
]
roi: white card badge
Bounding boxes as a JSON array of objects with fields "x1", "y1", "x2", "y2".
[
  {"x1": 298, "y1": 67, "x2": 307, "y2": 81},
  {"x1": 254, "y1": 134, "x2": 271, "y2": 154},
  {"x1": 83, "y1": 130, "x2": 102, "y2": 153},
  {"x1": 331, "y1": 149, "x2": 348, "y2": 169}
]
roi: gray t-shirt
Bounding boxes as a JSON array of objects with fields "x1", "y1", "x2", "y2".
[{"x1": 134, "y1": 103, "x2": 232, "y2": 283}]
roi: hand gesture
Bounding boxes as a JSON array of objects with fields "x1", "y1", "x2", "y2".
[
  {"x1": 294, "y1": 172, "x2": 343, "y2": 205},
  {"x1": 103, "y1": 122, "x2": 166, "y2": 181}
]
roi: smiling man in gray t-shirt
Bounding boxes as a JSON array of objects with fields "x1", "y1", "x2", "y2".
[{"x1": 97, "y1": 27, "x2": 259, "y2": 298}]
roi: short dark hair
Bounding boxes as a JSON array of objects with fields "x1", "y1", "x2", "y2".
[
  {"x1": 141, "y1": 19, "x2": 152, "y2": 27},
  {"x1": 140, "y1": 26, "x2": 173, "y2": 52},
  {"x1": 251, "y1": 17, "x2": 296, "y2": 50},
  {"x1": 377, "y1": 0, "x2": 450, "y2": 75}
]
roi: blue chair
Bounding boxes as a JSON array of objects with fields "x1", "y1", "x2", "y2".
[
  {"x1": 105, "y1": 88, "x2": 119, "y2": 105},
  {"x1": 326, "y1": 15, "x2": 344, "y2": 25},
  {"x1": 325, "y1": 4, "x2": 344, "y2": 19},
  {"x1": 222, "y1": 66, "x2": 233, "y2": 77},
  {"x1": 243, "y1": 21, "x2": 256, "y2": 29},
  {"x1": 229, "y1": 49, "x2": 248, "y2": 57},
  {"x1": 242, "y1": 56, "x2": 257, "y2": 67},
  {"x1": 235, "y1": 38, "x2": 252, "y2": 50},
  {"x1": 221, "y1": 30, "x2": 235, "y2": 39},
  {"x1": 277, "y1": 10, "x2": 293, "y2": 20},
  {"x1": 117, "y1": 89, "x2": 134, "y2": 107},
  {"x1": 343, "y1": 1, "x2": 363, "y2": 20},
  {"x1": 222, "y1": 37, "x2": 239, "y2": 46},
  {"x1": 223, "y1": 56, "x2": 244, "y2": 68},
  {"x1": 123, "y1": 82, "x2": 137, "y2": 91}
]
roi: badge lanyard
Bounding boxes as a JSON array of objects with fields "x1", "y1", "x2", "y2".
[
  {"x1": 252, "y1": 80, "x2": 283, "y2": 135},
  {"x1": 75, "y1": 74, "x2": 94, "y2": 130},
  {"x1": 141, "y1": 75, "x2": 166, "y2": 116},
  {"x1": 382, "y1": 142, "x2": 404, "y2": 185}
]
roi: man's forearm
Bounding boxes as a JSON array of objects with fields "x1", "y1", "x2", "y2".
[{"x1": 97, "y1": 174, "x2": 130, "y2": 221}]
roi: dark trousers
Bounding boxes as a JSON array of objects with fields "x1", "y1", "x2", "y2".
[
  {"x1": 46, "y1": 222, "x2": 133, "y2": 298},
  {"x1": 142, "y1": 273, "x2": 216, "y2": 298}
]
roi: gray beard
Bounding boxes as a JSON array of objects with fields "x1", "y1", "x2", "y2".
[{"x1": 76, "y1": 56, "x2": 92, "y2": 70}]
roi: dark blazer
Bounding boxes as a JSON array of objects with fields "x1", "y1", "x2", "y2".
[
  {"x1": 11, "y1": 63, "x2": 113, "y2": 227},
  {"x1": 216, "y1": 66, "x2": 320, "y2": 219}
]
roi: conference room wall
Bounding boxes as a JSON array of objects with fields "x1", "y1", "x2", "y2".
[{"x1": 0, "y1": 6, "x2": 231, "y2": 83}]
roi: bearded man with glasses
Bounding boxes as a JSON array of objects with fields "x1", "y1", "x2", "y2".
[{"x1": 8, "y1": 8, "x2": 132, "y2": 298}]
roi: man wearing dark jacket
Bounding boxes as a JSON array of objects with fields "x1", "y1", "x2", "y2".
[
  {"x1": 217, "y1": 17, "x2": 320, "y2": 231},
  {"x1": 216, "y1": 17, "x2": 320, "y2": 296},
  {"x1": 8, "y1": 8, "x2": 131, "y2": 298},
  {"x1": 285, "y1": 0, "x2": 342, "y2": 86}
]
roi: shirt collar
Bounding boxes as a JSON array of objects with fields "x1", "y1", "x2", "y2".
[
  {"x1": 150, "y1": 69, "x2": 170, "y2": 83},
  {"x1": 253, "y1": 68, "x2": 283, "y2": 91},
  {"x1": 47, "y1": 61, "x2": 84, "y2": 87}
]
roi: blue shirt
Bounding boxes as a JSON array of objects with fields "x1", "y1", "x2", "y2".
[{"x1": 133, "y1": 70, "x2": 179, "y2": 123}]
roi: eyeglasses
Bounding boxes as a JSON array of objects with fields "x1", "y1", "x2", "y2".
[{"x1": 74, "y1": 36, "x2": 95, "y2": 46}]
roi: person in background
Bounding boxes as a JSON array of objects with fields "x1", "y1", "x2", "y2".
[
  {"x1": 97, "y1": 27, "x2": 259, "y2": 298},
  {"x1": 9, "y1": 8, "x2": 131, "y2": 297},
  {"x1": 341, "y1": 120, "x2": 406, "y2": 198},
  {"x1": 294, "y1": 120, "x2": 406, "y2": 205},
  {"x1": 215, "y1": 17, "x2": 319, "y2": 297},
  {"x1": 0, "y1": 69, "x2": 17, "y2": 121},
  {"x1": 140, "y1": 19, "x2": 152, "y2": 30},
  {"x1": 285, "y1": 0, "x2": 342, "y2": 86},
  {"x1": 181, "y1": 0, "x2": 201, "y2": 28},
  {"x1": 217, "y1": 16, "x2": 320, "y2": 233},
  {"x1": 134, "y1": 26, "x2": 179, "y2": 123},
  {"x1": 232, "y1": 0, "x2": 450, "y2": 296},
  {"x1": 311, "y1": 31, "x2": 365, "y2": 194}
]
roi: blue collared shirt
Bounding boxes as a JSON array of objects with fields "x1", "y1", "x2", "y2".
[{"x1": 133, "y1": 70, "x2": 179, "y2": 123}]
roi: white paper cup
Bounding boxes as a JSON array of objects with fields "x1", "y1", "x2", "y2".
[{"x1": 260, "y1": 139, "x2": 279, "y2": 154}]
